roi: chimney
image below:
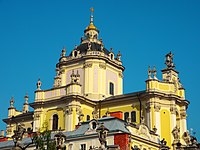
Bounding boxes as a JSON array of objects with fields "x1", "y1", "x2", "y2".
[{"x1": 110, "y1": 111, "x2": 123, "y2": 119}]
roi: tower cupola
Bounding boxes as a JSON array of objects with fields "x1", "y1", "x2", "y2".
[
  {"x1": 23, "y1": 93, "x2": 29, "y2": 113},
  {"x1": 82, "y1": 8, "x2": 100, "y2": 44},
  {"x1": 8, "y1": 97, "x2": 16, "y2": 118}
]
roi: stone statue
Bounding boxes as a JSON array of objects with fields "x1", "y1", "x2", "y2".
[
  {"x1": 97, "y1": 124, "x2": 108, "y2": 149},
  {"x1": 172, "y1": 126, "x2": 180, "y2": 141},
  {"x1": 99, "y1": 130, "x2": 107, "y2": 149},
  {"x1": 10, "y1": 97, "x2": 14, "y2": 108},
  {"x1": 165, "y1": 51, "x2": 175, "y2": 69},
  {"x1": 183, "y1": 131, "x2": 191, "y2": 145},
  {"x1": 161, "y1": 138, "x2": 167, "y2": 146},
  {"x1": 61, "y1": 48, "x2": 66, "y2": 57},
  {"x1": 92, "y1": 107, "x2": 98, "y2": 120},
  {"x1": 147, "y1": 66, "x2": 157, "y2": 79}
]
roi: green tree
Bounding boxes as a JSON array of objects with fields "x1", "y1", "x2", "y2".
[{"x1": 33, "y1": 122, "x2": 56, "y2": 150}]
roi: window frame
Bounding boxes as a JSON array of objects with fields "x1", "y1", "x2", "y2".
[
  {"x1": 52, "y1": 114, "x2": 59, "y2": 131},
  {"x1": 131, "y1": 111, "x2": 136, "y2": 122},
  {"x1": 109, "y1": 82, "x2": 114, "y2": 95}
]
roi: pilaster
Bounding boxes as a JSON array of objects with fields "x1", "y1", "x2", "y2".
[{"x1": 154, "y1": 104, "x2": 161, "y2": 135}]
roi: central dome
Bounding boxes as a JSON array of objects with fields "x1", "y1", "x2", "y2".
[{"x1": 70, "y1": 42, "x2": 110, "y2": 56}]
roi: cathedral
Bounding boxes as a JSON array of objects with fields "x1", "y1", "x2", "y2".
[{"x1": 0, "y1": 9, "x2": 198, "y2": 150}]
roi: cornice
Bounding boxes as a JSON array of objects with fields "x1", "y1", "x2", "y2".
[
  {"x1": 144, "y1": 91, "x2": 190, "y2": 106},
  {"x1": 3, "y1": 112, "x2": 33, "y2": 124},
  {"x1": 57, "y1": 54, "x2": 125, "y2": 71},
  {"x1": 30, "y1": 95, "x2": 96, "y2": 109}
]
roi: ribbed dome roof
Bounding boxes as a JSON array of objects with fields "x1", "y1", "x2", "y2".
[{"x1": 70, "y1": 42, "x2": 109, "y2": 56}]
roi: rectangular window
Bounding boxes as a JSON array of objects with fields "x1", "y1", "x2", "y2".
[
  {"x1": 124, "y1": 112, "x2": 129, "y2": 121},
  {"x1": 87, "y1": 115, "x2": 90, "y2": 121},
  {"x1": 131, "y1": 111, "x2": 136, "y2": 122},
  {"x1": 80, "y1": 144, "x2": 86, "y2": 150},
  {"x1": 109, "y1": 82, "x2": 114, "y2": 95}
]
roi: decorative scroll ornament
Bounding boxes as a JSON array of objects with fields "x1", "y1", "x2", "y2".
[
  {"x1": 154, "y1": 104, "x2": 161, "y2": 112},
  {"x1": 170, "y1": 106, "x2": 177, "y2": 115},
  {"x1": 119, "y1": 72, "x2": 123, "y2": 78},
  {"x1": 83, "y1": 62, "x2": 92, "y2": 68},
  {"x1": 66, "y1": 106, "x2": 73, "y2": 115},
  {"x1": 99, "y1": 63, "x2": 106, "y2": 69},
  {"x1": 180, "y1": 111, "x2": 187, "y2": 119}
]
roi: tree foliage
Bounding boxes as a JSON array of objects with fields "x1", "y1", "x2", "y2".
[{"x1": 33, "y1": 122, "x2": 56, "y2": 150}]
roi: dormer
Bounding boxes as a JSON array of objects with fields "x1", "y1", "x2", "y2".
[{"x1": 109, "y1": 48, "x2": 115, "y2": 61}]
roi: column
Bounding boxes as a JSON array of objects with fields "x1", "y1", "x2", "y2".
[
  {"x1": 170, "y1": 106, "x2": 177, "y2": 143},
  {"x1": 154, "y1": 104, "x2": 161, "y2": 135},
  {"x1": 65, "y1": 106, "x2": 73, "y2": 131}
]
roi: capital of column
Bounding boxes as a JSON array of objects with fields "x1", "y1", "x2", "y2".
[
  {"x1": 170, "y1": 106, "x2": 177, "y2": 115},
  {"x1": 154, "y1": 104, "x2": 161, "y2": 112},
  {"x1": 83, "y1": 62, "x2": 93, "y2": 68},
  {"x1": 180, "y1": 111, "x2": 187, "y2": 119},
  {"x1": 65, "y1": 106, "x2": 73, "y2": 115}
]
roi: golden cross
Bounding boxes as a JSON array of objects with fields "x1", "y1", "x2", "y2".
[{"x1": 90, "y1": 7, "x2": 94, "y2": 13}]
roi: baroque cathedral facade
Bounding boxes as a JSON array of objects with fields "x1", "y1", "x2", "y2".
[{"x1": 0, "y1": 9, "x2": 197, "y2": 150}]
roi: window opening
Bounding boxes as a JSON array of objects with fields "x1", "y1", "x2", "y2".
[
  {"x1": 87, "y1": 115, "x2": 90, "y2": 121},
  {"x1": 124, "y1": 112, "x2": 129, "y2": 121},
  {"x1": 80, "y1": 144, "x2": 86, "y2": 150},
  {"x1": 131, "y1": 111, "x2": 136, "y2": 122},
  {"x1": 109, "y1": 82, "x2": 114, "y2": 95},
  {"x1": 52, "y1": 114, "x2": 58, "y2": 130}
]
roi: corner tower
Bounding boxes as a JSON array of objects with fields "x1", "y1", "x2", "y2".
[
  {"x1": 56, "y1": 8, "x2": 124, "y2": 100},
  {"x1": 146, "y1": 52, "x2": 188, "y2": 148}
]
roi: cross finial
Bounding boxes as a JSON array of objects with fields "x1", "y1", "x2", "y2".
[
  {"x1": 90, "y1": 7, "x2": 94, "y2": 13},
  {"x1": 90, "y1": 7, "x2": 94, "y2": 24}
]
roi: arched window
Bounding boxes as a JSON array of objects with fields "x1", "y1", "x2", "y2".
[
  {"x1": 124, "y1": 112, "x2": 129, "y2": 121},
  {"x1": 131, "y1": 111, "x2": 136, "y2": 122},
  {"x1": 52, "y1": 114, "x2": 58, "y2": 130},
  {"x1": 74, "y1": 51, "x2": 77, "y2": 57},
  {"x1": 92, "y1": 122, "x2": 97, "y2": 129},
  {"x1": 109, "y1": 82, "x2": 114, "y2": 95},
  {"x1": 87, "y1": 115, "x2": 90, "y2": 121},
  {"x1": 110, "y1": 54, "x2": 114, "y2": 60}
]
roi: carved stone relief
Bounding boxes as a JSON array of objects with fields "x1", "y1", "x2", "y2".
[
  {"x1": 83, "y1": 62, "x2": 92, "y2": 68},
  {"x1": 170, "y1": 106, "x2": 177, "y2": 115},
  {"x1": 154, "y1": 104, "x2": 161, "y2": 112},
  {"x1": 99, "y1": 63, "x2": 106, "y2": 69},
  {"x1": 118, "y1": 72, "x2": 123, "y2": 78},
  {"x1": 65, "y1": 106, "x2": 73, "y2": 115},
  {"x1": 180, "y1": 111, "x2": 187, "y2": 119}
]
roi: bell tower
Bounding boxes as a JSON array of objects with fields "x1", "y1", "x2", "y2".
[{"x1": 146, "y1": 52, "x2": 188, "y2": 147}]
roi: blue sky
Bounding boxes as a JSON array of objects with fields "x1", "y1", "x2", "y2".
[{"x1": 0, "y1": 0, "x2": 200, "y2": 139}]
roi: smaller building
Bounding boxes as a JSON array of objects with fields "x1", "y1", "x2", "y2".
[{"x1": 0, "y1": 116, "x2": 169, "y2": 150}]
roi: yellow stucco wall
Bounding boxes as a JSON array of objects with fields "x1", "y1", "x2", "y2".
[
  {"x1": 45, "y1": 108, "x2": 64, "y2": 130},
  {"x1": 160, "y1": 109, "x2": 171, "y2": 147},
  {"x1": 101, "y1": 104, "x2": 141, "y2": 124}
]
